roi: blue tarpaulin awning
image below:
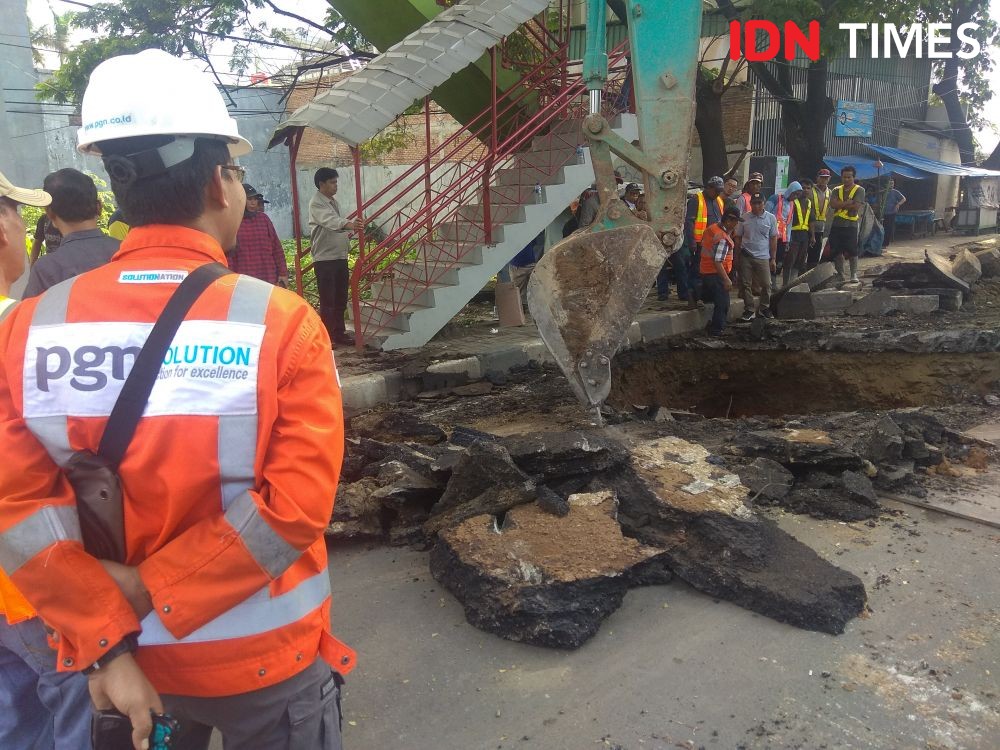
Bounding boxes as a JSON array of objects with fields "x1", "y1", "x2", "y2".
[
  {"x1": 863, "y1": 143, "x2": 1000, "y2": 178},
  {"x1": 824, "y1": 155, "x2": 928, "y2": 181}
]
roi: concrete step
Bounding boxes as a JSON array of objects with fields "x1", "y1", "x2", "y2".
[
  {"x1": 390, "y1": 259, "x2": 462, "y2": 286},
  {"x1": 488, "y1": 183, "x2": 546, "y2": 203},
  {"x1": 366, "y1": 281, "x2": 436, "y2": 310},
  {"x1": 497, "y1": 164, "x2": 566, "y2": 187},
  {"x1": 457, "y1": 203, "x2": 526, "y2": 225},
  {"x1": 418, "y1": 241, "x2": 483, "y2": 266},
  {"x1": 517, "y1": 147, "x2": 577, "y2": 169},
  {"x1": 531, "y1": 131, "x2": 581, "y2": 153},
  {"x1": 439, "y1": 221, "x2": 506, "y2": 244}
]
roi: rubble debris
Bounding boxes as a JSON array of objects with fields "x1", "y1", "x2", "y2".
[
  {"x1": 777, "y1": 286, "x2": 853, "y2": 320},
  {"x1": 451, "y1": 382, "x2": 494, "y2": 397},
  {"x1": 370, "y1": 461, "x2": 441, "y2": 505},
  {"x1": 351, "y1": 411, "x2": 446, "y2": 445},
  {"x1": 950, "y1": 249, "x2": 982, "y2": 285},
  {"x1": 889, "y1": 295, "x2": 939, "y2": 314},
  {"x1": 448, "y1": 425, "x2": 501, "y2": 447},
  {"x1": 868, "y1": 416, "x2": 905, "y2": 463},
  {"x1": 909, "y1": 287, "x2": 963, "y2": 312},
  {"x1": 770, "y1": 262, "x2": 837, "y2": 308},
  {"x1": 501, "y1": 430, "x2": 630, "y2": 481},
  {"x1": 424, "y1": 441, "x2": 535, "y2": 534},
  {"x1": 430, "y1": 492, "x2": 673, "y2": 648},
  {"x1": 724, "y1": 428, "x2": 865, "y2": 474},
  {"x1": 329, "y1": 478, "x2": 383, "y2": 539},
  {"x1": 605, "y1": 437, "x2": 867, "y2": 634},
  {"x1": 973, "y1": 247, "x2": 1000, "y2": 278},
  {"x1": 536, "y1": 485, "x2": 571, "y2": 516},
  {"x1": 846, "y1": 289, "x2": 896, "y2": 317},
  {"x1": 871, "y1": 262, "x2": 937, "y2": 291},
  {"x1": 925, "y1": 251, "x2": 972, "y2": 297},
  {"x1": 736, "y1": 458, "x2": 794, "y2": 502}
]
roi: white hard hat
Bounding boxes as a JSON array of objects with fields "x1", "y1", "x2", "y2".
[{"x1": 77, "y1": 49, "x2": 251, "y2": 159}]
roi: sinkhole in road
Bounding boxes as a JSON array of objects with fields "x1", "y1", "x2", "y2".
[{"x1": 608, "y1": 349, "x2": 1000, "y2": 419}]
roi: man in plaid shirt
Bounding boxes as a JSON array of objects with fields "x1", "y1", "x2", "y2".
[{"x1": 231, "y1": 183, "x2": 288, "y2": 286}]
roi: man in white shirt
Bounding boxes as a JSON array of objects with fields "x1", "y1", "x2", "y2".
[
  {"x1": 308, "y1": 167, "x2": 363, "y2": 346},
  {"x1": 734, "y1": 192, "x2": 778, "y2": 321}
]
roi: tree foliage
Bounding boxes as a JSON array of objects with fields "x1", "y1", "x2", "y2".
[{"x1": 37, "y1": 0, "x2": 375, "y2": 106}]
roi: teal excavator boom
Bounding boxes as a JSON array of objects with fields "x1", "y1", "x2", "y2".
[{"x1": 527, "y1": 0, "x2": 701, "y2": 421}]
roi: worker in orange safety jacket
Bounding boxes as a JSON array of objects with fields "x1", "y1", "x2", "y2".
[
  {"x1": 0, "y1": 49, "x2": 353, "y2": 750},
  {"x1": 0, "y1": 171, "x2": 94, "y2": 749}
]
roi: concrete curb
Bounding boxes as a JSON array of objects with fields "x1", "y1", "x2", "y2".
[{"x1": 340, "y1": 300, "x2": 745, "y2": 415}]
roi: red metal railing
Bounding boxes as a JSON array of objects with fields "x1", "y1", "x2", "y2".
[{"x1": 346, "y1": 39, "x2": 631, "y2": 346}]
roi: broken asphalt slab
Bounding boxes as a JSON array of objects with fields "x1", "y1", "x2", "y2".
[
  {"x1": 430, "y1": 492, "x2": 673, "y2": 649},
  {"x1": 598, "y1": 437, "x2": 868, "y2": 635}
]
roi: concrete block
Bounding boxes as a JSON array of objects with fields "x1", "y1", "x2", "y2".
[
  {"x1": 846, "y1": 289, "x2": 895, "y2": 317},
  {"x1": 910, "y1": 287, "x2": 962, "y2": 312},
  {"x1": 522, "y1": 340, "x2": 555, "y2": 364},
  {"x1": 810, "y1": 290, "x2": 853, "y2": 317},
  {"x1": 777, "y1": 290, "x2": 815, "y2": 319},
  {"x1": 341, "y1": 372, "x2": 396, "y2": 414},
  {"x1": 624, "y1": 321, "x2": 642, "y2": 349},
  {"x1": 973, "y1": 247, "x2": 1000, "y2": 278},
  {"x1": 426, "y1": 356, "x2": 483, "y2": 380},
  {"x1": 638, "y1": 314, "x2": 675, "y2": 343},
  {"x1": 664, "y1": 309, "x2": 703, "y2": 336},
  {"x1": 478, "y1": 346, "x2": 531, "y2": 374},
  {"x1": 772, "y1": 262, "x2": 837, "y2": 307},
  {"x1": 889, "y1": 295, "x2": 939, "y2": 314},
  {"x1": 925, "y1": 252, "x2": 971, "y2": 297},
  {"x1": 951, "y1": 249, "x2": 982, "y2": 285},
  {"x1": 727, "y1": 299, "x2": 746, "y2": 321}
]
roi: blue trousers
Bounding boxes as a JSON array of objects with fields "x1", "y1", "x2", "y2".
[
  {"x1": 0, "y1": 617, "x2": 92, "y2": 749},
  {"x1": 701, "y1": 273, "x2": 730, "y2": 334},
  {"x1": 656, "y1": 246, "x2": 693, "y2": 299}
]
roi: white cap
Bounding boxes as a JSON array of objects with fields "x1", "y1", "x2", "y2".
[{"x1": 77, "y1": 49, "x2": 252, "y2": 160}]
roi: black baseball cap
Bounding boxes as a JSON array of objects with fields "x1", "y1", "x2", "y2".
[
  {"x1": 722, "y1": 207, "x2": 741, "y2": 220},
  {"x1": 243, "y1": 183, "x2": 269, "y2": 202},
  {"x1": 624, "y1": 182, "x2": 641, "y2": 193},
  {"x1": 749, "y1": 192, "x2": 765, "y2": 203}
]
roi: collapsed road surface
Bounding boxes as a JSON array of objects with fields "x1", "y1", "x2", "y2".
[{"x1": 320, "y1": 246, "x2": 999, "y2": 749}]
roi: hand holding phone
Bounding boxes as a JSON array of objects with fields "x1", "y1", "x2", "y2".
[{"x1": 92, "y1": 709, "x2": 179, "y2": 750}]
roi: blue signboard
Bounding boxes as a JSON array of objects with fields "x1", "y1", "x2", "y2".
[{"x1": 835, "y1": 100, "x2": 875, "y2": 137}]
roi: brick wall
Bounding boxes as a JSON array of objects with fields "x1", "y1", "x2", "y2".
[{"x1": 690, "y1": 82, "x2": 753, "y2": 148}]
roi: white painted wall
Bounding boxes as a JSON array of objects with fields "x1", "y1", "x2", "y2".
[{"x1": 898, "y1": 126, "x2": 961, "y2": 214}]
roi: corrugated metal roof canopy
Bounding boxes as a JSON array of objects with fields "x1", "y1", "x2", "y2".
[
  {"x1": 865, "y1": 144, "x2": 1000, "y2": 178},
  {"x1": 270, "y1": 0, "x2": 549, "y2": 149},
  {"x1": 824, "y1": 155, "x2": 929, "y2": 181}
]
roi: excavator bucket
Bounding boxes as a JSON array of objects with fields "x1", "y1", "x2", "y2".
[{"x1": 527, "y1": 222, "x2": 665, "y2": 410}]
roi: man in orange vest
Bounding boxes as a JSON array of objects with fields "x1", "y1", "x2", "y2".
[
  {"x1": 1, "y1": 171, "x2": 94, "y2": 749},
  {"x1": 0, "y1": 50, "x2": 353, "y2": 750},
  {"x1": 700, "y1": 206, "x2": 741, "y2": 336},
  {"x1": 737, "y1": 172, "x2": 764, "y2": 214}
]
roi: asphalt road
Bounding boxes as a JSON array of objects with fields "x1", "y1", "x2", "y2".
[{"x1": 322, "y1": 499, "x2": 998, "y2": 750}]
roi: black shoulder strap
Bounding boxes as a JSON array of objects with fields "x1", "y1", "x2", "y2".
[{"x1": 99, "y1": 262, "x2": 231, "y2": 468}]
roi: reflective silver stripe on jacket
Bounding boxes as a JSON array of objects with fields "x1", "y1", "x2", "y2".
[
  {"x1": 24, "y1": 278, "x2": 78, "y2": 466},
  {"x1": 224, "y1": 490, "x2": 303, "y2": 579},
  {"x1": 0, "y1": 505, "x2": 82, "y2": 574},
  {"x1": 137, "y1": 570, "x2": 330, "y2": 646},
  {"x1": 218, "y1": 275, "x2": 271, "y2": 510}
]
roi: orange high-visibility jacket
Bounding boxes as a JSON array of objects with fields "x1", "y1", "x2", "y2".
[{"x1": 0, "y1": 225, "x2": 354, "y2": 697}]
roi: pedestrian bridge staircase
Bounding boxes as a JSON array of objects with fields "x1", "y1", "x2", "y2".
[
  {"x1": 276, "y1": 0, "x2": 633, "y2": 349},
  {"x1": 361, "y1": 112, "x2": 636, "y2": 349}
]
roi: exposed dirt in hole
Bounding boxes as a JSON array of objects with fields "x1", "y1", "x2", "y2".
[{"x1": 608, "y1": 350, "x2": 1000, "y2": 419}]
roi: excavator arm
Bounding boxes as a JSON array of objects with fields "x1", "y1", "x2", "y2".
[{"x1": 527, "y1": 0, "x2": 701, "y2": 421}]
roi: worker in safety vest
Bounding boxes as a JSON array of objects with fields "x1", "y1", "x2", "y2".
[
  {"x1": 699, "y1": 206, "x2": 741, "y2": 336},
  {"x1": 828, "y1": 164, "x2": 866, "y2": 282},
  {"x1": 0, "y1": 171, "x2": 95, "y2": 749},
  {"x1": 0, "y1": 49, "x2": 353, "y2": 750},
  {"x1": 765, "y1": 181, "x2": 799, "y2": 286},
  {"x1": 681, "y1": 176, "x2": 726, "y2": 307},
  {"x1": 782, "y1": 178, "x2": 813, "y2": 288},
  {"x1": 807, "y1": 168, "x2": 832, "y2": 268},
  {"x1": 738, "y1": 172, "x2": 764, "y2": 214}
]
